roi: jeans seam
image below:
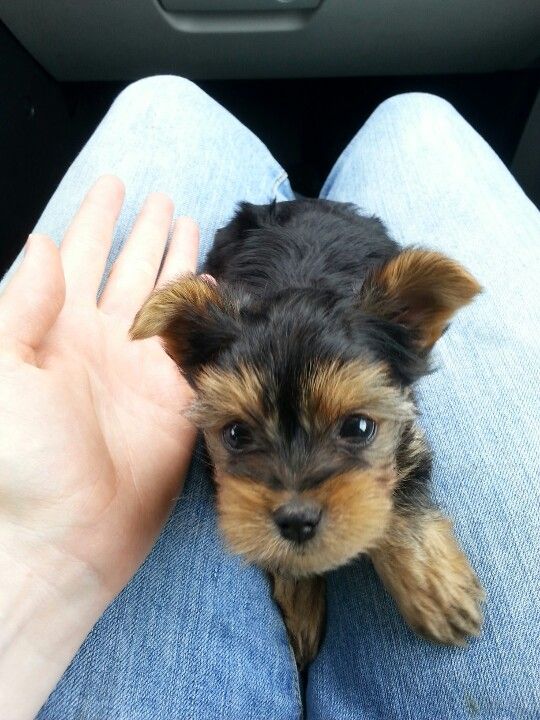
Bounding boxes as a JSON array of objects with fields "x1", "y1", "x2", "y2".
[
  {"x1": 272, "y1": 170, "x2": 291, "y2": 200},
  {"x1": 285, "y1": 641, "x2": 304, "y2": 720}
]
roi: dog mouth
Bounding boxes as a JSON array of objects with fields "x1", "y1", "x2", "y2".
[
  {"x1": 215, "y1": 466, "x2": 395, "y2": 575},
  {"x1": 235, "y1": 520, "x2": 357, "y2": 577},
  {"x1": 259, "y1": 539, "x2": 326, "y2": 576}
]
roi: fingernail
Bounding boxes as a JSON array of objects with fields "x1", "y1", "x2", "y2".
[
  {"x1": 199, "y1": 273, "x2": 217, "y2": 286},
  {"x1": 23, "y1": 234, "x2": 35, "y2": 257}
]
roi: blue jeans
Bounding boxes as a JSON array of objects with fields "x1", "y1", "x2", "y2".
[{"x1": 15, "y1": 77, "x2": 539, "y2": 719}]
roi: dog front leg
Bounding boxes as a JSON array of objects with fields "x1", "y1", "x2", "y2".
[
  {"x1": 269, "y1": 572, "x2": 326, "y2": 669},
  {"x1": 370, "y1": 510, "x2": 485, "y2": 645}
]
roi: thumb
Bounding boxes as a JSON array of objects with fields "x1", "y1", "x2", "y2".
[{"x1": 0, "y1": 234, "x2": 66, "y2": 350}]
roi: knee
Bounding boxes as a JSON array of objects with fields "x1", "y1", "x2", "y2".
[
  {"x1": 117, "y1": 74, "x2": 202, "y2": 104},
  {"x1": 111, "y1": 75, "x2": 219, "y2": 126},
  {"x1": 376, "y1": 92, "x2": 458, "y2": 120},
  {"x1": 367, "y1": 92, "x2": 469, "y2": 149},
  {"x1": 332, "y1": 92, "x2": 477, "y2": 174}
]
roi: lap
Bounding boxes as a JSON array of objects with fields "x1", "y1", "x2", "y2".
[{"x1": 310, "y1": 93, "x2": 540, "y2": 719}]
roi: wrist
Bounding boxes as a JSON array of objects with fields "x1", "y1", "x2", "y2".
[{"x1": 0, "y1": 539, "x2": 111, "y2": 719}]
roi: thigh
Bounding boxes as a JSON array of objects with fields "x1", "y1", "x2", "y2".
[
  {"x1": 308, "y1": 93, "x2": 540, "y2": 719},
  {"x1": 30, "y1": 76, "x2": 299, "y2": 720}
]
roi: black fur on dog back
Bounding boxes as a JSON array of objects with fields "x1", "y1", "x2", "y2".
[{"x1": 205, "y1": 199, "x2": 398, "y2": 297}]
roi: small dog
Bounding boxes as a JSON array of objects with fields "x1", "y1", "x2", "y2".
[{"x1": 131, "y1": 199, "x2": 485, "y2": 667}]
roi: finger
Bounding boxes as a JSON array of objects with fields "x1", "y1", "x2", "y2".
[
  {"x1": 99, "y1": 193, "x2": 174, "y2": 319},
  {"x1": 156, "y1": 217, "x2": 200, "y2": 288},
  {"x1": 0, "y1": 234, "x2": 65, "y2": 351},
  {"x1": 60, "y1": 175, "x2": 125, "y2": 304}
]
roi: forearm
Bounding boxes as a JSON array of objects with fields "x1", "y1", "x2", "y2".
[{"x1": 0, "y1": 542, "x2": 111, "y2": 720}]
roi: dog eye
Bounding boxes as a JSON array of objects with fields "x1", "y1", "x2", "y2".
[
  {"x1": 339, "y1": 415, "x2": 377, "y2": 445},
  {"x1": 222, "y1": 422, "x2": 253, "y2": 452}
]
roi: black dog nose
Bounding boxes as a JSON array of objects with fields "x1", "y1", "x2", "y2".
[{"x1": 273, "y1": 503, "x2": 322, "y2": 544}]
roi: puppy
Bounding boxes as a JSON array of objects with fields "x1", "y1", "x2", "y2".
[{"x1": 131, "y1": 199, "x2": 485, "y2": 668}]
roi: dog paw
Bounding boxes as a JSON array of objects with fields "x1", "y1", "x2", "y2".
[
  {"x1": 401, "y1": 545, "x2": 484, "y2": 646},
  {"x1": 372, "y1": 513, "x2": 485, "y2": 646}
]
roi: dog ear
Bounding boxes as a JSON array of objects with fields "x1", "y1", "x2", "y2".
[
  {"x1": 210, "y1": 201, "x2": 278, "y2": 251},
  {"x1": 228, "y1": 201, "x2": 278, "y2": 234},
  {"x1": 130, "y1": 274, "x2": 240, "y2": 382},
  {"x1": 360, "y1": 249, "x2": 481, "y2": 350}
]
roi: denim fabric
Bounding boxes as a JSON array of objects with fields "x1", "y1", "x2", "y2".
[{"x1": 3, "y1": 78, "x2": 538, "y2": 719}]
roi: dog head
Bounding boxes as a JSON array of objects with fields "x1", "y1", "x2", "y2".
[{"x1": 131, "y1": 241, "x2": 480, "y2": 577}]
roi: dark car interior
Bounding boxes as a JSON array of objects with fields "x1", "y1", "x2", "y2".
[{"x1": 1, "y1": 1, "x2": 538, "y2": 277}]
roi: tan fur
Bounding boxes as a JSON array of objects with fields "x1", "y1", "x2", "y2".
[
  {"x1": 189, "y1": 364, "x2": 274, "y2": 431},
  {"x1": 303, "y1": 359, "x2": 415, "y2": 431},
  {"x1": 395, "y1": 421, "x2": 428, "y2": 484},
  {"x1": 129, "y1": 274, "x2": 237, "y2": 369},
  {"x1": 270, "y1": 572, "x2": 326, "y2": 669},
  {"x1": 191, "y1": 360, "x2": 414, "y2": 431},
  {"x1": 370, "y1": 511, "x2": 485, "y2": 645},
  {"x1": 215, "y1": 467, "x2": 395, "y2": 577},
  {"x1": 130, "y1": 274, "x2": 222, "y2": 341},
  {"x1": 192, "y1": 359, "x2": 414, "y2": 459},
  {"x1": 361, "y1": 249, "x2": 482, "y2": 348}
]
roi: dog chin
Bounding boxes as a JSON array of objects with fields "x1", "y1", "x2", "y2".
[{"x1": 221, "y1": 528, "x2": 370, "y2": 578}]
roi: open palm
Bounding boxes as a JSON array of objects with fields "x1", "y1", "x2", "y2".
[{"x1": 0, "y1": 176, "x2": 199, "y2": 597}]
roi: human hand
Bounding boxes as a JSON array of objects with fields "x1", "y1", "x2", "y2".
[{"x1": 0, "y1": 176, "x2": 199, "y2": 718}]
